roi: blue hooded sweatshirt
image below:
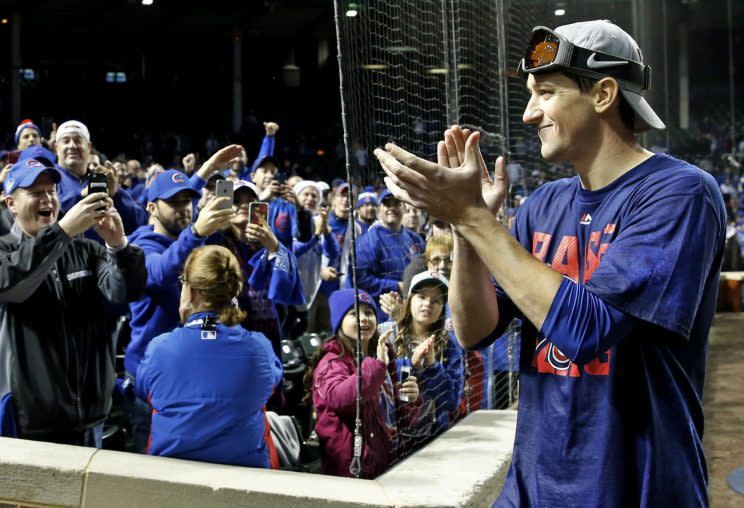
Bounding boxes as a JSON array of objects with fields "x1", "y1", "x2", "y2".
[{"x1": 125, "y1": 224, "x2": 207, "y2": 376}]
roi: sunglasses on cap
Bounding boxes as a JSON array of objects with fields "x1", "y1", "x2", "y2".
[{"x1": 518, "y1": 26, "x2": 651, "y2": 93}]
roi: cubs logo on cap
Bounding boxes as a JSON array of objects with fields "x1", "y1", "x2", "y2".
[
  {"x1": 147, "y1": 169, "x2": 199, "y2": 203},
  {"x1": 3, "y1": 158, "x2": 61, "y2": 195}
]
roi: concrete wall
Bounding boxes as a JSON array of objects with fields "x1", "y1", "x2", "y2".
[{"x1": 0, "y1": 410, "x2": 516, "y2": 508}]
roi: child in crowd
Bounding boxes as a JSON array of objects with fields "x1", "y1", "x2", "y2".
[
  {"x1": 304, "y1": 289, "x2": 421, "y2": 478},
  {"x1": 136, "y1": 245, "x2": 283, "y2": 468},
  {"x1": 393, "y1": 271, "x2": 463, "y2": 446}
]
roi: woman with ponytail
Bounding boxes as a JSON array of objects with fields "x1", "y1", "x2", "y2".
[{"x1": 136, "y1": 245, "x2": 283, "y2": 468}]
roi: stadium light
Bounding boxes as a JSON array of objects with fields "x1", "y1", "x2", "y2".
[
  {"x1": 142, "y1": 0, "x2": 154, "y2": 5},
  {"x1": 554, "y1": 8, "x2": 566, "y2": 15},
  {"x1": 346, "y1": 9, "x2": 358, "y2": 17},
  {"x1": 1, "y1": 18, "x2": 8, "y2": 24}
]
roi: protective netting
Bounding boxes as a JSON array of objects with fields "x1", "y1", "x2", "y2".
[{"x1": 332, "y1": 0, "x2": 545, "y2": 469}]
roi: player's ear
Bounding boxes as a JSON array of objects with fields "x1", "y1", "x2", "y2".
[{"x1": 594, "y1": 77, "x2": 620, "y2": 115}]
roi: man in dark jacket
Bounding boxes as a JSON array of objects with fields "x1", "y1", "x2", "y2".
[{"x1": 0, "y1": 158, "x2": 146, "y2": 447}]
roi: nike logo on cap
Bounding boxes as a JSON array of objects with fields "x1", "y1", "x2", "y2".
[{"x1": 587, "y1": 53, "x2": 629, "y2": 69}]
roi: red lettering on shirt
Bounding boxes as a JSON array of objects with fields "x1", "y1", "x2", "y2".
[
  {"x1": 550, "y1": 235, "x2": 579, "y2": 281},
  {"x1": 532, "y1": 232, "x2": 552, "y2": 261},
  {"x1": 530, "y1": 225, "x2": 617, "y2": 378}
]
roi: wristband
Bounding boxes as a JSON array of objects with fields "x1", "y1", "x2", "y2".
[{"x1": 189, "y1": 223, "x2": 205, "y2": 239}]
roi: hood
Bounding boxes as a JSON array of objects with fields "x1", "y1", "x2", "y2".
[{"x1": 128, "y1": 224, "x2": 174, "y2": 252}]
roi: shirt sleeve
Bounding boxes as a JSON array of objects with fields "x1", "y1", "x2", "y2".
[
  {"x1": 584, "y1": 191, "x2": 725, "y2": 339},
  {"x1": 540, "y1": 277, "x2": 639, "y2": 364}
]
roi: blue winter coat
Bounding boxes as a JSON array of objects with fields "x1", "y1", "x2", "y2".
[
  {"x1": 136, "y1": 311, "x2": 283, "y2": 467},
  {"x1": 351, "y1": 223, "x2": 425, "y2": 298}
]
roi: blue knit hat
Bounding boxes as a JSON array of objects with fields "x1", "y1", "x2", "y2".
[
  {"x1": 14, "y1": 120, "x2": 41, "y2": 145},
  {"x1": 357, "y1": 186, "x2": 378, "y2": 207},
  {"x1": 329, "y1": 289, "x2": 378, "y2": 335}
]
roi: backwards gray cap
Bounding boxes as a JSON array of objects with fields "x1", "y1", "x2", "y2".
[{"x1": 555, "y1": 20, "x2": 665, "y2": 132}]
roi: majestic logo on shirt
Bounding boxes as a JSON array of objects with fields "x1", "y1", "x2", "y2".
[
  {"x1": 579, "y1": 213, "x2": 592, "y2": 225},
  {"x1": 530, "y1": 224, "x2": 618, "y2": 378}
]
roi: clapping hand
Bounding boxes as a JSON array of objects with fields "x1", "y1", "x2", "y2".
[{"x1": 411, "y1": 334, "x2": 436, "y2": 370}]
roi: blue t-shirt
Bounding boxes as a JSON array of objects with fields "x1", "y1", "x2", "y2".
[{"x1": 490, "y1": 154, "x2": 725, "y2": 507}]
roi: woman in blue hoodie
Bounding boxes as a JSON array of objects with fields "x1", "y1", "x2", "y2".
[{"x1": 136, "y1": 245, "x2": 283, "y2": 467}]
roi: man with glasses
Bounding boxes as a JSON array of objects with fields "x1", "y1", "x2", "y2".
[{"x1": 375, "y1": 20, "x2": 724, "y2": 507}]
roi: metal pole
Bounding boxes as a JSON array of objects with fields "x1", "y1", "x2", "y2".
[
  {"x1": 10, "y1": 10, "x2": 21, "y2": 125},
  {"x1": 333, "y1": 0, "x2": 364, "y2": 479},
  {"x1": 662, "y1": 0, "x2": 670, "y2": 149},
  {"x1": 727, "y1": 0, "x2": 736, "y2": 154},
  {"x1": 678, "y1": 22, "x2": 689, "y2": 130},
  {"x1": 232, "y1": 29, "x2": 243, "y2": 135}
]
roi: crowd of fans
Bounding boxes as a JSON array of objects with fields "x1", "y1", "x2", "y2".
[
  {"x1": 0, "y1": 117, "x2": 517, "y2": 479},
  {"x1": 2, "y1": 114, "x2": 740, "y2": 477}
]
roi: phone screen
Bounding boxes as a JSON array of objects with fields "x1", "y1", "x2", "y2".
[
  {"x1": 214, "y1": 180, "x2": 234, "y2": 210},
  {"x1": 249, "y1": 202, "x2": 269, "y2": 225},
  {"x1": 6, "y1": 151, "x2": 20, "y2": 164}
]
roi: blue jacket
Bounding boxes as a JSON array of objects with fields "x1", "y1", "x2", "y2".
[
  {"x1": 351, "y1": 224, "x2": 425, "y2": 297},
  {"x1": 57, "y1": 166, "x2": 147, "y2": 236},
  {"x1": 245, "y1": 134, "x2": 276, "y2": 178},
  {"x1": 136, "y1": 311, "x2": 283, "y2": 467},
  {"x1": 126, "y1": 224, "x2": 208, "y2": 375}
]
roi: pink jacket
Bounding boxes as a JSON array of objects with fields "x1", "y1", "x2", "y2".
[{"x1": 312, "y1": 338, "x2": 420, "y2": 478}]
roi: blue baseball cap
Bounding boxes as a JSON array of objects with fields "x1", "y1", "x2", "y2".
[
  {"x1": 147, "y1": 169, "x2": 199, "y2": 202},
  {"x1": 18, "y1": 145, "x2": 58, "y2": 165},
  {"x1": 4, "y1": 158, "x2": 61, "y2": 195},
  {"x1": 378, "y1": 189, "x2": 398, "y2": 204}
]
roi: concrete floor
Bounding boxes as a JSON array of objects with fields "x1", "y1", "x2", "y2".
[{"x1": 704, "y1": 313, "x2": 744, "y2": 507}]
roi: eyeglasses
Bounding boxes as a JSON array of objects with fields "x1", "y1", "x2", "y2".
[
  {"x1": 427, "y1": 256, "x2": 453, "y2": 265},
  {"x1": 519, "y1": 26, "x2": 651, "y2": 93}
]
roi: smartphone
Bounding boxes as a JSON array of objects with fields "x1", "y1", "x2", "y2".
[
  {"x1": 6, "y1": 151, "x2": 20, "y2": 164},
  {"x1": 87, "y1": 172, "x2": 108, "y2": 195},
  {"x1": 214, "y1": 179, "x2": 234, "y2": 210},
  {"x1": 399, "y1": 361, "x2": 412, "y2": 402},
  {"x1": 249, "y1": 202, "x2": 269, "y2": 225},
  {"x1": 274, "y1": 171, "x2": 288, "y2": 184}
]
